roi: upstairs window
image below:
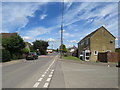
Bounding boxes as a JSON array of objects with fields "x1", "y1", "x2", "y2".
[
  {"x1": 81, "y1": 41, "x2": 84, "y2": 45},
  {"x1": 86, "y1": 39, "x2": 89, "y2": 45}
]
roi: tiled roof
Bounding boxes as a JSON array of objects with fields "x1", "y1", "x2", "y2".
[
  {"x1": 78, "y1": 26, "x2": 115, "y2": 44},
  {"x1": 1, "y1": 33, "x2": 17, "y2": 38}
]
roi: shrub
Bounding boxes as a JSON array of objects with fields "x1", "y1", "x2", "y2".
[
  {"x1": 22, "y1": 48, "x2": 30, "y2": 54},
  {"x1": 11, "y1": 53, "x2": 19, "y2": 60},
  {"x1": 64, "y1": 53, "x2": 68, "y2": 57},
  {"x1": 2, "y1": 49, "x2": 11, "y2": 62}
]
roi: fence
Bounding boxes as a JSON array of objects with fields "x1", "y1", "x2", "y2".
[{"x1": 98, "y1": 52, "x2": 120, "y2": 62}]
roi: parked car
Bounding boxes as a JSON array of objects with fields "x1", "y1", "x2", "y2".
[{"x1": 26, "y1": 52, "x2": 38, "y2": 60}]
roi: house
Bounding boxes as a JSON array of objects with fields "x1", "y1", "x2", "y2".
[
  {"x1": 46, "y1": 49, "x2": 53, "y2": 53},
  {"x1": 68, "y1": 46, "x2": 78, "y2": 57},
  {"x1": 78, "y1": 26, "x2": 116, "y2": 61},
  {"x1": 68, "y1": 46, "x2": 77, "y2": 52}
]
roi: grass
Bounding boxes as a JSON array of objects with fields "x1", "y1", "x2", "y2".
[{"x1": 63, "y1": 56, "x2": 80, "y2": 61}]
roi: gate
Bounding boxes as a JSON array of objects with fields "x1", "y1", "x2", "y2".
[{"x1": 98, "y1": 52, "x2": 107, "y2": 62}]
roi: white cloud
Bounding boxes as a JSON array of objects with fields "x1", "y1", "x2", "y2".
[
  {"x1": 40, "y1": 14, "x2": 47, "y2": 20},
  {"x1": 69, "y1": 40, "x2": 77, "y2": 43},
  {"x1": 64, "y1": 32, "x2": 74, "y2": 37},
  {"x1": 27, "y1": 27, "x2": 49, "y2": 37},
  {"x1": 47, "y1": 38, "x2": 55, "y2": 42},
  {"x1": 2, "y1": 2, "x2": 47, "y2": 32},
  {"x1": 22, "y1": 36, "x2": 32, "y2": 40}
]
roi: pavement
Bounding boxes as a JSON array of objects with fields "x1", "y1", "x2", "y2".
[{"x1": 2, "y1": 53, "x2": 119, "y2": 89}]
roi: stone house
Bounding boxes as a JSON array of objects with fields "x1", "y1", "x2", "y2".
[{"x1": 78, "y1": 26, "x2": 116, "y2": 61}]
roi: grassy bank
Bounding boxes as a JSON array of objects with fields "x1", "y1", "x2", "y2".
[{"x1": 63, "y1": 56, "x2": 80, "y2": 61}]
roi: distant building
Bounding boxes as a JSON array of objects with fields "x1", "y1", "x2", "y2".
[
  {"x1": 46, "y1": 49, "x2": 53, "y2": 53},
  {"x1": 68, "y1": 46, "x2": 77, "y2": 53},
  {"x1": 78, "y1": 26, "x2": 116, "y2": 61},
  {"x1": 68, "y1": 46, "x2": 78, "y2": 57}
]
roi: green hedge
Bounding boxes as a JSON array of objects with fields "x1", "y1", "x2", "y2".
[{"x1": 2, "y1": 49, "x2": 11, "y2": 62}]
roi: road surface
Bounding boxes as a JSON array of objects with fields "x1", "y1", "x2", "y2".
[{"x1": 2, "y1": 53, "x2": 118, "y2": 89}]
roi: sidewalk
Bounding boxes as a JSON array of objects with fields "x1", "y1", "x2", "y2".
[{"x1": 58, "y1": 58, "x2": 118, "y2": 67}]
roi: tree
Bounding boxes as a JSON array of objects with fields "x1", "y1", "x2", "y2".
[
  {"x1": 116, "y1": 48, "x2": 120, "y2": 53},
  {"x1": 2, "y1": 34, "x2": 25, "y2": 59},
  {"x1": 59, "y1": 44, "x2": 67, "y2": 52},
  {"x1": 32, "y1": 40, "x2": 49, "y2": 55},
  {"x1": 22, "y1": 48, "x2": 30, "y2": 54}
]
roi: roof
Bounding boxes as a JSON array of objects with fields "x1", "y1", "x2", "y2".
[
  {"x1": 78, "y1": 26, "x2": 116, "y2": 44},
  {"x1": 1, "y1": 33, "x2": 17, "y2": 38}
]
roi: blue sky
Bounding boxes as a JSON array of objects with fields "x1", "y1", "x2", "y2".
[{"x1": 1, "y1": 2, "x2": 119, "y2": 49}]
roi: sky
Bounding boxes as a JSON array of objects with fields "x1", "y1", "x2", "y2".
[{"x1": 1, "y1": 1, "x2": 119, "y2": 49}]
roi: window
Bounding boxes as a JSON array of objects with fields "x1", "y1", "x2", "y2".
[
  {"x1": 94, "y1": 50, "x2": 98, "y2": 55},
  {"x1": 86, "y1": 39, "x2": 89, "y2": 45},
  {"x1": 81, "y1": 41, "x2": 84, "y2": 45}
]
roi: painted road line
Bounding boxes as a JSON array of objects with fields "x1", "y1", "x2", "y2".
[
  {"x1": 42, "y1": 74, "x2": 45, "y2": 77},
  {"x1": 49, "y1": 75, "x2": 52, "y2": 77},
  {"x1": 38, "y1": 78, "x2": 43, "y2": 82},
  {"x1": 33, "y1": 82, "x2": 40, "y2": 88},
  {"x1": 50, "y1": 71, "x2": 53, "y2": 74},
  {"x1": 43, "y1": 83, "x2": 49, "y2": 88},
  {"x1": 46, "y1": 78, "x2": 51, "y2": 82},
  {"x1": 51, "y1": 69, "x2": 54, "y2": 72}
]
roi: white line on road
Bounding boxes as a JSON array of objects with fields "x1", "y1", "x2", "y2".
[
  {"x1": 50, "y1": 71, "x2": 53, "y2": 74},
  {"x1": 51, "y1": 69, "x2": 54, "y2": 72},
  {"x1": 42, "y1": 74, "x2": 45, "y2": 77},
  {"x1": 43, "y1": 83, "x2": 49, "y2": 88},
  {"x1": 46, "y1": 78, "x2": 51, "y2": 82},
  {"x1": 38, "y1": 78, "x2": 43, "y2": 82},
  {"x1": 33, "y1": 82, "x2": 40, "y2": 88},
  {"x1": 49, "y1": 75, "x2": 52, "y2": 77}
]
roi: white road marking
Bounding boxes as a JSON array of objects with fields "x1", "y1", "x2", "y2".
[
  {"x1": 51, "y1": 69, "x2": 54, "y2": 72},
  {"x1": 50, "y1": 72, "x2": 53, "y2": 74},
  {"x1": 42, "y1": 74, "x2": 45, "y2": 77},
  {"x1": 33, "y1": 54, "x2": 58, "y2": 88},
  {"x1": 38, "y1": 78, "x2": 43, "y2": 82},
  {"x1": 33, "y1": 82, "x2": 40, "y2": 87},
  {"x1": 49, "y1": 75, "x2": 52, "y2": 77},
  {"x1": 43, "y1": 83, "x2": 49, "y2": 88},
  {"x1": 46, "y1": 78, "x2": 51, "y2": 82}
]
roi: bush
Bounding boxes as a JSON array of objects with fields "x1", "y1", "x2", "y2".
[
  {"x1": 11, "y1": 53, "x2": 19, "y2": 60},
  {"x1": 22, "y1": 48, "x2": 30, "y2": 54},
  {"x1": 64, "y1": 53, "x2": 68, "y2": 57},
  {"x1": 2, "y1": 49, "x2": 11, "y2": 62}
]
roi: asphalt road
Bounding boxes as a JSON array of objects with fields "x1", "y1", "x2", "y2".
[
  {"x1": 2, "y1": 53, "x2": 119, "y2": 89},
  {"x1": 2, "y1": 53, "x2": 58, "y2": 88}
]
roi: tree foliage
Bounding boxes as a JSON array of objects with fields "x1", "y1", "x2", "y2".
[
  {"x1": 22, "y1": 48, "x2": 30, "y2": 54},
  {"x1": 32, "y1": 40, "x2": 49, "y2": 55},
  {"x1": 2, "y1": 34, "x2": 25, "y2": 59},
  {"x1": 2, "y1": 49, "x2": 11, "y2": 62},
  {"x1": 59, "y1": 44, "x2": 67, "y2": 52},
  {"x1": 116, "y1": 48, "x2": 120, "y2": 53}
]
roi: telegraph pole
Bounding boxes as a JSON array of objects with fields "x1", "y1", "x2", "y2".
[{"x1": 60, "y1": 0, "x2": 64, "y2": 58}]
